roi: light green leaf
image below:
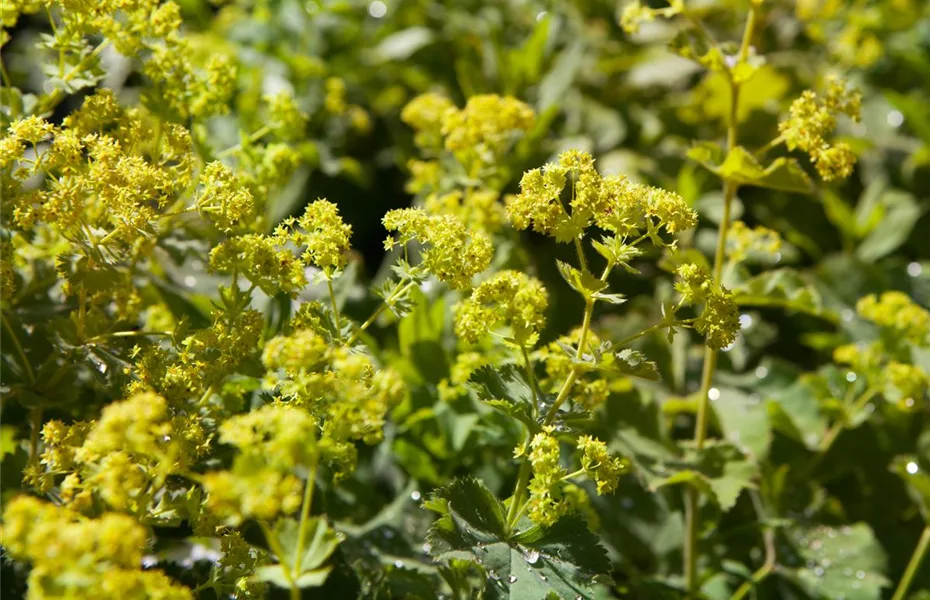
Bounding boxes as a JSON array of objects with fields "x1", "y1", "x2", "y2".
[
  {"x1": 688, "y1": 144, "x2": 813, "y2": 194},
  {"x1": 556, "y1": 260, "x2": 608, "y2": 299},
  {"x1": 856, "y1": 190, "x2": 921, "y2": 262},
  {"x1": 374, "y1": 27, "x2": 435, "y2": 61},
  {"x1": 713, "y1": 388, "x2": 771, "y2": 460},
  {"x1": 788, "y1": 523, "x2": 889, "y2": 600}
]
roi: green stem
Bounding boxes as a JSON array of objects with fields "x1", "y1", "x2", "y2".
[
  {"x1": 260, "y1": 521, "x2": 298, "y2": 593},
  {"x1": 891, "y1": 526, "x2": 930, "y2": 600},
  {"x1": 560, "y1": 468, "x2": 587, "y2": 482},
  {"x1": 574, "y1": 237, "x2": 589, "y2": 273},
  {"x1": 29, "y1": 405, "x2": 43, "y2": 467},
  {"x1": 685, "y1": 5, "x2": 758, "y2": 596},
  {"x1": 521, "y1": 345, "x2": 539, "y2": 417},
  {"x1": 292, "y1": 459, "x2": 318, "y2": 577},
  {"x1": 36, "y1": 40, "x2": 112, "y2": 116},
  {"x1": 802, "y1": 387, "x2": 878, "y2": 478},
  {"x1": 347, "y1": 279, "x2": 415, "y2": 345},
  {"x1": 217, "y1": 126, "x2": 272, "y2": 159},
  {"x1": 506, "y1": 457, "x2": 532, "y2": 531},
  {"x1": 1, "y1": 311, "x2": 36, "y2": 384},
  {"x1": 326, "y1": 278, "x2": 341, "y2": 336},
  {"x1": 84, "y1": 330, "x2": 172, "y2": 345}
]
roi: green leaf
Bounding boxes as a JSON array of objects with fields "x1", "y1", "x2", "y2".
[
  {"x1": 787, "y1": 523, "x2": 889, "y2": 600},
  {"x1": 0, "y1": 426, "x2": 17, "y2": 460},
  {"x1": 649, "y1": 442, "x2": 757, "y2": 511},
  {"x1": 374, "y1": 27, "x2": 435, "y2": 61},
  {"x1": 733, "y1": 268, "x2": 829, "y2": 320},
  {"x1": 426, "y1": 478, "x2": 610, "y2": 600},
  {"x1": 713, "y1": 388, "x2": 771, "y2": 460},
  {"x1": 556, "y1": 260, "x2": 608, "y2": 299},
  {"x1": 766, "y1": 379, "x2": 826, "y2": 449},
  {"x1": 607, "y1": 349, "x2": 660, "y2": 381},
  {"x1": 688, "y1": 144, "x2": 813, "y2": 194},
  {"x1": 538, "y1": 42, "x2": 585, "y2": 112},
  {"x1": 856, "y1": 189, "x2": 921, "y2": 262},
  {"x1": 669, "y1": 29, "x2": 726, "y2": 71},
  {"x1": 264, "y1": 517, "x2": 342, "y2": 589},
  {"x1": 469, "y1": 364, "x2": 541, "y2": 432}
]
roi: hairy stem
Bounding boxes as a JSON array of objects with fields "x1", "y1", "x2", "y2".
[
  {"x1": 347, "y1": 279, "x2": 415, "y2": 345},
  {"x1": 891, "y1": 526, "x2": 930, "y2": 600},
  {"x1": 685, "y1": 5, "x2": 758, "y2": 595},
  {"x1": 326, "y1": 278, "x2": 341, "y2": 336}
]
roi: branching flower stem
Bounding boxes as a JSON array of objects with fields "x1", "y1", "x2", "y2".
[{"x1": 684, "y1": 4, "x2": 759, "y2": 595}]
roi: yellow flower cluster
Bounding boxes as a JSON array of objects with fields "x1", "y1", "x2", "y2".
[
  {"x1": 675, "y1": 264, "x2": 741, "y2": 349},
  {"x1": 210, "y1": 199, "x2": 352, "y2": 294},
  {"x1": 525, "y1": 430, "x2": 570, "y2": 526},
  {"x1": 5, "y1": 90, "x2": 194, "y2": 242},
  {"x1": 383, "y1": 208, "x2": 493, "y2": 290},
  {"x1": 203, "y1": 404, "x2": 314, "y2": 525},
  {"x1": 508, "y1": 150, "x2": 696, "y2": 243},
  {"x1": 424, "y1": 189, "x2": 508, "y2": 234},
  {"x1": 536, "y1": 327, "x2": 612, "y2": 411},
  {"x1": 131, "y1": 309, "x2": 265, "y2": 403},
  {"x1": 1, "y1": 496, "x2": 192, "y2": 599},
  {"x1": 28, "y1": 392, "x2": 207, "y2": 515},
  {"x1": 262, "y1": 325, "x2": 405, "y2": 477},
  {"x1": 778, "y1": 77, "x2": 862, "y2": 181},
  {"x1": 402, "y1": 92, "x2": 534, "y2": 158},
  {"x1": 885, "y1": 361, "x2": 928, "y2": 410},
  {"x1": 577, "y1": 436, "x2": 630, "y2": 495},
  {"x1": 726, "y1": 221, "x2": 782, "y2": 263},
  {"x1": 857, "y1": 291, "x2": 930, "y2": 345},
  {"x1": 196, "y1": 162, "x2": 256, "y2": 233},
  {"x1": 454, "y1": 270, "x2": 549, "y2": 346},
  {"x1": 620, "y1": 0, "x2": 684, "y2": 34}
]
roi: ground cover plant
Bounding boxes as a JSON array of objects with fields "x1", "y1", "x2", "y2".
[{"x1": 2, "y1": 0, "x2": 930, "y2": 599}]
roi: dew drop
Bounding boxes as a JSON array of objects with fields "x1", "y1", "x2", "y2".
[
  {"x1": 814, "y1": 566, "x2": 825, "y2": 578},
  {"x1": 410, "y1": 490, "x2": 421, "y2": 501},
  {"x1": 394, "y1": 560, "x2": 403, "y2": 568},
  {"x1": 907, "y1": 461, "x2": 919, "y2": 475},
  {"x1": 887, "y1": 110, "x2": 904, "y2": 128},
  {"x1": 739, "y1": 313, "x2": 753, "y2": 329},
  {"x1": 367, "y1": 0, "x2": 387, "y2": 18},
  {"x1": 856, "y1": 570, "x2": 866, "y2": 580},
  {"x1": 907, "y1": 262, "x2": 922, "y2": 277},
  {"x1": 422, "y1": 543, "x2": 432, "y2": 554},
  {"x1": 488, "y1": 571, "x2": 500, "y2": 581},
  {"x1": 508, "y1": 575, "x2": 518, "y2": 584},
  {"x1": 525, "y1": 550, "x2": 540, "y2": 564},
  {"x1": 184, "y1": 275, "x2": 197, "y2": 288},
  {"x1": 755, "y1": 366, "x2": 768, "y2": 379},
  {"x1": 846, "y1": 371, "x2": 857, "y2": 383},
  {"x1": 708, "y1": 387, "x2": 720, "y2": 401}
]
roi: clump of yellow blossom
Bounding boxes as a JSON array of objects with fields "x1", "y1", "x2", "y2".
[
  {"x1": 383, "y1": 208, "x2": 493, "y2": 290},
  {"x1": 857, "y1": 291, "x2": 930, "y2": 345},
  {"x1": 576, "y1": 436, "x2": 630, "y2": 495},
  {"x1": 525, "y1": 429, "x2": 571, "y2": 526},
  {"x1": 508, "y1": 149, "x2": 696, "y2": 243},
  {"x1": 779, "y1": 77, "x2": 861, "y2": 181},
  {"x1": 675, "y1": 263, "x2": 741, "y2": 350},
  {"x1": 454, "y1": 270, "x2": 549, "y2": 346},
  {"x1": 1, "y1": 496, "x2": 192, "y2": 599}
]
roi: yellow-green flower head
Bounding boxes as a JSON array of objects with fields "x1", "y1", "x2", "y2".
[
  {"x1": 295, "y1": 199, "x2": 353, "y2": 277},
  {"x1": 526, "y1": 429, "x2": 571, "y2": 526},
  {"x1": 620, "y1": 0, "x2": 683, "y2": 34},
  {"x1": 647, "y1": 186, "x2": 698, "y2": 234},
  {"x1": 263, "y1": 329, "x2": 329, "y2": 373},
  {"x1": 812, "y1": 142, "x2": 856, "y2": 182},
  {"x1": 779, "y1": 77, "x2": 861, "y2": 182},
  {"x1": 1, "y1": 496, "x2": 191, "y2": 598},
  {"x1": 509, "y1": 150, "x2": 695, "y2": 242},
  {"x1": 857, "y1": 291, "x2": 930, "y2": 344},
  {"x1": 196, "y1": 161, "x2": 256, "y2": 232},
  {"x1": 577, "y1": 435, "x2": 630, "y2": 495},
  {"x1": 696, "y1": 288, "x2": 741, "y2": 350},
  {"x1": 324, "y1": 77, "x2": 348, "y2": 115},
  {"x1": 454, "y1": 270, "x2": 548, "y2": 345},
  {"x1": 441, "y1": 94, "x2": 535, "y2": 155},
  {"x1": 76, "y1": 392, "x2": 174, "y2": 463},
  {"x1": 674, "y1": 263, "x2": 713, "y2": 304},
  {"x1": 266, "y1": 92, "x2": 309, "y2": 141},
  {"x1": 726, "y1": 221, "x2": 782, "y2": 263},
  {"x1": 210, "y1": 234, "x2": 308, "y2": 296},
  {"x1": 885, "y1": 361, "x2": 928, "y2": 409},
  {"x1": 219, "y1": 404, "x2": 317, "y2": 470},
  {"x1": 203, "y1": 468, "x2": 304, "y2": 526},
  {"x1": 401, "y1": 92, "x2": 457, "y2": 150},
  {"x1": 383, "y1": 208, "x2": 492, "y2": 290},
  {"x1": 424, "y1": 188, "x2": 507, "y2": 234}
]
